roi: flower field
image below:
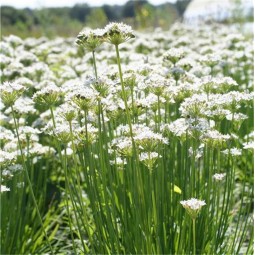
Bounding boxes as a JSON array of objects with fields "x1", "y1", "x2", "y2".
[{"x1": 0, "y1": 22, "x2": 254, "y2": 254}]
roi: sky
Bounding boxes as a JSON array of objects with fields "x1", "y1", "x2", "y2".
[{"x1": 0, "y1": 0, "x2": 176, "y2": 9}]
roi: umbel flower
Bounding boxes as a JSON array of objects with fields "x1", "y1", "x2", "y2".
[
  {"x1": 213, "y1": 173, "x2": 226, "y2": 182},
  {"x1": 103, "y1": 22, "x2": 135, "y2": 45},
  {"x1": 1, "y1": 185, "x2": 10, "y2": 192},
  {"x1": 180, "y1": 198, "x2": 206, "y2": 219},
  {"x1": 163, "y1": 48, "x2": 185, "y2": 65},
  {"x1": 32, "y1": 83, "x2": 63, "y2": 106},
  {"x1": 76, "y1": 28, "x2": 105, "y2": 52},
  {"x1": 139, "y1": 151, "x2": 160, "y2": 170},
  {"x1": 0, "y1": 81, "x2": 25, "y2": 107}
]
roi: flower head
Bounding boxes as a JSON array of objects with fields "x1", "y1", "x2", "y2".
[
  {"x1": 139, "y1": 151, "x2": 161, "y2": 170},
  {"x1": 163, "y1": 48, "x2": 185, "y2": 65},
  {"x1": 180, "y1": 198, "x2": 206, "y2": 219},
  {"x1": 213, "y1": 173, "x2": 226, "y2": 182},
  {"x1": 104, "y1": 22, "x2": 135, "y2": 45},
  {"x1": 221, "y1": 147, "x2": 242, "y2": 156},
  {"x1": 57, "y1": 103, "x2": 77, "y2": 122},
  {"x1": 1, "y1": 81, "x2": 25, "y2": 107},
  {"x1": 32, "y1": 83, "x2": 63, "y2": 106},
  {"x1": 1, "y1": 185, "x2": 10, "y2": 192},
  {"x1": 76, "y1": 28, "x2": 105, "y2": 51},
  {"x1": 68, "y1": 87, "x2": 98, "y2": 111}
]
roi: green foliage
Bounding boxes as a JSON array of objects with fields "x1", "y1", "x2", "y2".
[
  {"x1": 155, "y1": 3, "x2": 179, "y2": 29},
  {"x1": 102, "y1": 4, "x2": 121, "y2": 21},
  {"x1": 69, "y1": 3, "x2": 90, "y2": 22},
  {"x1": 0, "y1": 2, "x2": 182, "y2": 38},
  {"x1": 86, "y1": 8, "x2": 108, "y2": 29}
]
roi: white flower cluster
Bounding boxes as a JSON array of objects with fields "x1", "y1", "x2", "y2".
[
  {"x1": 213, "y1": 173, "x2": 226, "y2": 181},
  {"x1": 180, "y1": 198, "x2": 206, "y2": 210},
  {"x1": 0, "y1": 22, "x2": 252, "y2": 196},
  {"x1": 180, "y1": 198, "x2": 206, "y2": 219},
  {"x1": 1, "y1": 185, "x2": 10, "y2": 192}
]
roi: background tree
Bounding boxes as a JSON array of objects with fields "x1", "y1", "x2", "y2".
[
  {"x1": 175, "y1": 0, "x2": 192, "y2": 19},
  {"x1": 155, "y1": 3, "x2": 179, "y2": 29},
  {"x1": 69, "y1": 4, "x2": 91, "y2": 23},
  {"x1": 86, "y1": 8, "x2": 108, "y2": 28},
  {"x1": 102, "y1": 4, "x2": 121, "y2": 21}
]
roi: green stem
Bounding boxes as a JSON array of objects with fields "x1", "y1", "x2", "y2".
[
  {"x1": 11, "y1": 106, "x2": 54, "y2": 255},
  {"x1": 49, "y1": 107, "x2": 56, "y2": 128},
  {"x1": 92, "y1": 50, "x2": 98, "y2": 80},
  {"x1": 115, "y1": 44, "x2": 133, "y2": 137},
  {"x1": 157, "y1": 95, "x2": 161, "y2": 131},
  {"x1": 193, "y1": 218, "x2": 196, "y2": 255},
  {"x1": 63, "y1": 148, "x2": 77, "y2": 255},
  {"x1": 49, "y1": 106, "x2": 63, "y2": 163}
]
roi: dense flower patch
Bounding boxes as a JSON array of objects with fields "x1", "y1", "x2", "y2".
[{"x1": 0, "y1": 22, "x2": 253, "y2": 254}]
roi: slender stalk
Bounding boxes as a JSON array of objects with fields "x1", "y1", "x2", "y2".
[
  {"x1": 11, "y1": 106, "x2": 54, "y2": 255},
  {"x1": 192, "y1": 218, "x2": 196, "y2": 255},
  {"x1": 157, "y1": 95, "x2": 161, "y2": 131},
  {"x1": 114, "y1": 44, "x2": 133, "y2": 137},
  {"x1": 50, "y1": 106, "x2": 88, "y2": 253},
  {"x1": 114, "y1": 46, "x2": 147, "y2": 244},
  {"x1": 49, "y1": 106, "x2": 56, "y2": 128},
  {"x1": 63, "y1": 148, "x2": 77, "y2": 255},
  {"x1": 92, "y1": 50, "x2": 98, "y2": 80}
]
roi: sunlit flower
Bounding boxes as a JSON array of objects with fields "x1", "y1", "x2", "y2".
[
  {"x1": 134, "y1": 129, "x2": 168, "y2": 151},
  {"x1": 0, "y1": 150, "x2": 16, "y2": 166},
  {"x1": 111, "y1": 137, "x2": 133, "y2": 157},
  {"x1": 76, "y1": 28, "x2": 105, "y2": 51},
  {"x1": 104, "y1": 22, "x2": 135, "y2": 45},
  {"x1": 139, "y1": 151, "x2": 160, "y2": 170},
  {"x1": 201, "y1": 130, "x2": 230, "y2": 147},
  {"x1": 67, "y1": 87, "x2": 98, "y2": 111},
  {"x1": 243, "y1": 142, "x2": 254, "y2": 150},
  {"x1": 163, "y1": 48, "x2": 185, "y2": 65},
  {"x1": 0, "y1": 81, "x2": 25, "y2": 107},
  {"x1": 180, "y1": 198, "x2": 206, "y2": 219},
  {"x1": 221, "y1": 148, "x2": 242, "y2": 156},
  {"x1": 213, "y1": 173, "x2": 226, "y2": 181},
  {"x1": 162, "y1": 118, "x2": 189, "y2": 138},
  {"x1": 13, "y1": 97, "x2": 37, "y2": 115},
  {"x1": 32, "y1": 83, "x2": 63, "y2": 106},
  {"x1": 74, "y1": 124, "x2": 98, "y2": 145},
  {"x1": 1, "y1": 185, "x2": 10, "y2": 192},
  {"x1": 57, "y1": 103, "x2": 77, "y2": 122}
]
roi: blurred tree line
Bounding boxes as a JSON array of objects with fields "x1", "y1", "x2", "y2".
[{"x1": 0, "y1": 0, "x2": 191, "y2": 38}]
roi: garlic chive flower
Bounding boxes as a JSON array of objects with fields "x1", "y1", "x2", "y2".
[
  {"x1": 1, "y1": 185, "x2": 10, "y2": 192},
  {"x1": 0, "y1": 150, "x2": 16, "y2": 166},
  {"x1": 68, "y1": 87, "x2": 99, "y2": 111},
  {"x1": 0, "y1": 81, "x2": 25, "y2": 107},
  {"x1": 58, "y1": 103, "x2": 77, "y2": 122},
  {"x1": 89, "y1": 76, "x2": 113, "y2": 97},
  {"x1": 139, "y1": 151, "x2": 160, "y2": 170},
  {"x1": 213, "y1": 173, "x2": 226, "y2": 181},
  {"x1": 201, "y1": 130, "x2": 230, "y2": 148},
  {"x1": 74, "y1": 125, "x2": 98, "y2": 145},
  {"x1": 134, "y1": 130, "x2": 168, "y2": 151},
  {"x1": 180, "y1": 198, "x2": 206, "y2": 219},
  {"x1": 76, "y1": 28, "x2": 105, "y2": 52},
  {"x1": 221, "y1": 147, "x2": 242, "y2": 156},
  {"x1": 49, "y1": 124, "x2": 72, "y2": 145},
  {"x1": 111, "y1": 137, "x2": 133, "y2": 157},
  {"x1": 104, "y1": 22, "x2": 135, "y2": 45},
  {"x1": 32, "y1": 83, "x2": 63, "y2": 106},
  {"x1": 163, "y1": 48, "x2": 185, "y2": 65}
]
